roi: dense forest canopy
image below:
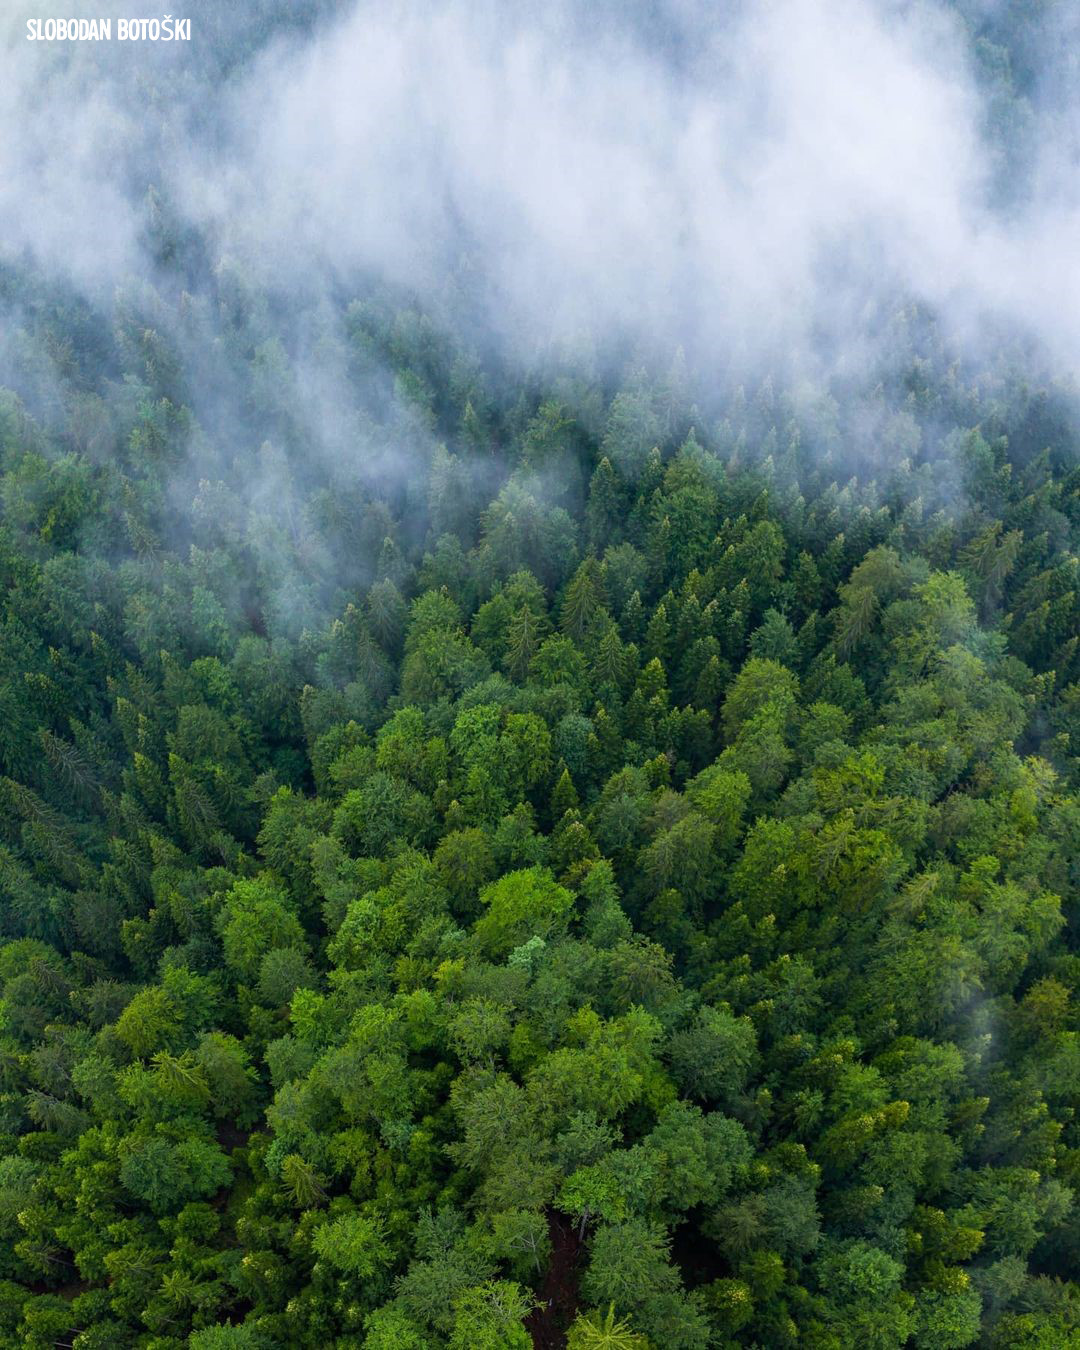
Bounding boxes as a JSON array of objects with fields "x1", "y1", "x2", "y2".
[{"x1": 1, "y1": 1, "x2": 1079, "y2": 1347}]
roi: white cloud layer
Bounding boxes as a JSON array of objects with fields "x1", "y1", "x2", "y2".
[{"x1": 2, "y1": 0, "x2": 1080, "y2": 379}]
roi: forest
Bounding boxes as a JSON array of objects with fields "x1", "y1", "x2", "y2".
[{"x1": 2, "y1": 1, "x2": 1080, "y2": 1348}]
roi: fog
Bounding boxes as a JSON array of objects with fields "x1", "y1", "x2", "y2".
[
  {"x1": 2, "y1": 0, "x2": 1079, "y2": 419},
  {"x1": 197, "y1": 0, "x2": 985, "y2": 368}
]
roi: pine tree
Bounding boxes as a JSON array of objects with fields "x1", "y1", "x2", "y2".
[
  {"x1": 645, "y1": 603, "x2": 670, "y2": 666},
  {"x1": 551, "y1": 764, "x2": 580, "y2": 819},
  {"x1": 561, "y1": 558, "x2": 608, "y2": 644},
  {"x1": 592, "y1": 625, "x2": 628, "y2": 692},
  {"x1": 622, "y1": 589, "x2": 647, "y2": 643},
  {"x1": 505, "y1": 606, "x2": 542, "y2": 682},
  {"x1": 587, "y1": 457, "x2": 625, "y2": 552}
]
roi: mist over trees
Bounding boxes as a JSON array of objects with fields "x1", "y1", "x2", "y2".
[{"x1": 0, "y1": 1, "x2": 1078, "y2": 1347}]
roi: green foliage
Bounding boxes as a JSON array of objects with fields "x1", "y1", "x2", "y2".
[
  {"x1": 311, "y1": 1211, "x2": 391, "y2": 1276},
  {"x1": 568, "y1": 1302, "x2": 652, "y2": 1349},
  {"x1": 0, "y1": 149, "x2": 1078, "y2": 1349},
  {"x1": 474, "y1": 867, "x2": 575, "y2": 959}
]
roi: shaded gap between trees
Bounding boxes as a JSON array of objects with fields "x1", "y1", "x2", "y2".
[{"x1": 526, "y1": 1208, "x2": 582, "y2": 1350}]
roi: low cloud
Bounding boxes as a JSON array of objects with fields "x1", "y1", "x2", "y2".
[{"x1": 2, "y1": 1, "x2": 1079, "y2": 395}]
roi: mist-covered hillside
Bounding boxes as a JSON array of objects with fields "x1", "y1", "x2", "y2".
[{"x1": 0, "y1": 3, "x2": 1079, "y2": 1347}]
